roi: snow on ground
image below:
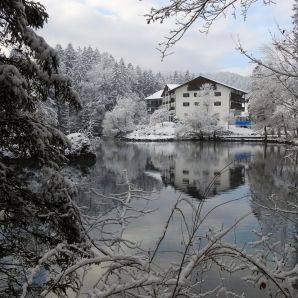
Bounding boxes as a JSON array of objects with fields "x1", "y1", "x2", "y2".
[
  {"x1": 125, "y1": 122, "x2": 179, "y2": 140},
  {"x1": 221, "y1": 125, "x2": 261, "y2": 137},
  {"x1": 124, "y1": 123, "x2": 261, "y2": 141}
]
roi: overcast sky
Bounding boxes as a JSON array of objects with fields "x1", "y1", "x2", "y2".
[{"x1": 38, "y1": 0, "x2": 294, "y2": 76}]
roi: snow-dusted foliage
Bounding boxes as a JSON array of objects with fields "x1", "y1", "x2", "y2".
[
  {"x1": 243, "y1": 4, "x2": 298, "y2": 141},
  {"x1": 0, "y1": 2, "x2": 86, "y2": 296},
  {"x1": 249, "y1": 47, "x2": 298, "y2": 139},
  {"x1": 53, "y1": 44, "x2": 252, "y2": 137},
  {"x1": 150, "y1": 107, "x2": 171, "y2": 125},
  {"x1": 179, "y1": 84, "x2": 220, "y2": 135},
  {"x1": 54, "y1": 45, "x2": 197, "y2": 136},
  {"x1": 65, "y1": 133, "x2": 94, "y2": 157},
  {"x1": 125, "y1": 121, "x2": 181, "y2": 140},
  {"x1": 35, "y1": 99, "x2": 58, "y2": 126},
  {"x1": 103, "y1": 95, "x2": 148, "y2": 137},
  {"x1": 0, "y1": 1, "x2": 80, "y2": 165}
]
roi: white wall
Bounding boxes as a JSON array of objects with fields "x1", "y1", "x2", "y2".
[{"x1": 173, "y1": 84, "x2": 232, "y2": 125}]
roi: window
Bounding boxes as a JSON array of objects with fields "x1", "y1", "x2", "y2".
[
  {"x1": 183, "y1": 102, "x2": 190, "y2": 107},
  {"x1": 183, "y1": 93, "x2": 190, "y2": 97},
  {"x1": 182, "y1": 178, "x2": 189, "y2": 184},
  {"x1": 214, "y1": 92, "x2": 221, "y2": 96},
  {"x1": 194, "y1": 102, "x2": 199, "y2": 106},
  {"x1": 194, "y1": 92, "x2": 198, "y2": 97},
  {"x1": 184, "y1": 113, "x2": 188, "y2": 116},
  {"x1": 183, "y1": 170, "x2": 189, "y2": 175},
  {"x1": 214, "y1": 101, "x2": 221, "y2": 106}
]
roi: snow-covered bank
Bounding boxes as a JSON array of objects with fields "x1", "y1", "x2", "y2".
[
  {"x1": 123, "y1": 123, "x2": 298, "y2": 144},
  {"x1": 124, "y1": 122, "x2": 180, "y2": 141},
  {"x1": 1, "y1": 133, "x2": 97, "y2": 161},
  {"x1": 123, "y1": 123, "x2": 259, "y2": 141},
  {"x1": 222, "y1": 125, "x2": 261, "y2": 137}
]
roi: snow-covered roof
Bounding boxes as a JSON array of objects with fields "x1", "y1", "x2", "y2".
[
  {"x1": 160, "y1": 83, "x2": 183, "y2": 97},
  {"x1": 166, "y1": 84, "x2": 181, "y2": 90},
  {"x1": 145, "y1": 89, "x2": 163, "y2": 100}
]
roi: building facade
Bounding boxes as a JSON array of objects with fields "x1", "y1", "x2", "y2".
[
  {"x1": 147, "y1": 76, "x2": 247, "y2": 125},
  {"x1": 145, "y1": 89, "x2": 163, "y2": 114}
]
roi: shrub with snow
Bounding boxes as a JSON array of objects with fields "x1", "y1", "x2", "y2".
[
  {"x1": 125, "y1": 121, "x2": 181, "y2": 140},
  {"x1": 150, "y1": 108, "x2": 170, "y2": 125},
  {"x1": 65, "y1": 133, "x2": 94, "y2": 157},
  {"x1": 103, "y1": 95, "x2": 148, "y2": 137}
]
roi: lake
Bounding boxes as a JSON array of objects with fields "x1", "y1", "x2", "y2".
[
  {"x1": 2, "y1": 140, "x2": 297, "y2": 297},
  {"x1": 65, "y1": 140, "x2": 298, "y2": 297}
]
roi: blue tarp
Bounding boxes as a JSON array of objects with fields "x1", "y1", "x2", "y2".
[{"x1": 235, "y1": 119, "x2": 251, "y2": 127}]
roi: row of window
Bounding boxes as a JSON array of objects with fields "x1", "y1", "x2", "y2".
[
  {"x1": 183, "y1": 101, "x2": 221, "y2": 107},
  {"x1": 183, "y1": 92, "x2": 221, "y2": 97}
]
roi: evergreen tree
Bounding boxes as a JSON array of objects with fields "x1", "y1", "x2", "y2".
[
  {"x1": 172, "y1": 71, "x2": 179, "y2": 83},
  {"x1": 63, "y1": 43, "x2": 77, "y2": 75},
  {"x1": 184, "y1": 70, "x2": 191, "y2": 82},
  {"x1": 293, "y1": 0, "x2": 298, "y2": 45},
  {"x1": 0, "y1": 1, "x2": 85, "y2": 295}
]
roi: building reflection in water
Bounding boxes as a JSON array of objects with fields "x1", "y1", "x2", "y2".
[{"x1": 146, "y1": 142, "x2": 252, "y2": 200}]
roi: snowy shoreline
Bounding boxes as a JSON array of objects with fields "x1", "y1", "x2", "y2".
[
  {"x1": 121, "y1": 136, "x2": 297, "y2": 145},
  {"x1": 121, "y1": 122, "x2": 298, "y2": 145}
]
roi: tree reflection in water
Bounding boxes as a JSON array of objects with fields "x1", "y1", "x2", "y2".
[
  {"x1": 0, "y1": 160, "x2": 92, "y2": 297},
  {"x1": 248, "y1": 145, "x2": 298, "y2": 284},
  {"x1": 1, "y1": 142, "x2": 297, "y2": 297}
]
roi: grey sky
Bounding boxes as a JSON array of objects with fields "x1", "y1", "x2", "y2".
[{"x1": 38, "y1": 0, "x2": 294, "y2": 75}]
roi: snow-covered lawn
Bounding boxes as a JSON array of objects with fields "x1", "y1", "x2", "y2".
[
  {"x1": 125, "y1": 122, "x2": 180, "y2": 140},
  {"x1": 221, "y1": 125, "x2": 261, "y2": 137},
  {"x1": 124, "y1": 123, "x2": 261, "y2": 141}
]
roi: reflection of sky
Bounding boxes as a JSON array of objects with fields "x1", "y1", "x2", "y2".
[{"x1": 73, "y1": 141, "x2": 298, "y2": 296}]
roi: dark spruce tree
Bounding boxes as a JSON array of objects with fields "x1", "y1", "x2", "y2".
[{"x1": 0, "y1": 1, "x2": 89, "y2": 296}]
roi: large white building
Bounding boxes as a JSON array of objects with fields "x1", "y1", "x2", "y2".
[{"x1": 147, "y1": 76, "x2": 247, "y2": 125}]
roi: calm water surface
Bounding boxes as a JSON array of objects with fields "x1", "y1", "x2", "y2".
[{"x1": 67, "y1": 140, "x2": 298, "y2": 297}]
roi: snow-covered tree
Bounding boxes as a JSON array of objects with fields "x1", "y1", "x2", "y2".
[
  {"x1": 150, "y1": 107, "x2": 171, "y2": 125},
  {"x1": 0, "y1": 1, "x2": 85, "y2": 296},
  {"x1": 293, "y1": 0, "x2": 298, "y2": 43},
  {"x1": 103, "y1": 94, "x2": 147, "y2": 136},
  {"x1": 184, "y1": 84, "x2": 219, "y2": 133},
  {"x1": 249, "y1": 44, "x2": 298, "y2": 139},
  {"x1": 35, "y1": 99, "x2": 58, "y2": 127}
]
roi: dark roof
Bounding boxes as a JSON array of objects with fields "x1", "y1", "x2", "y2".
[{"x1": 169, "y1": 75, "x2": 248, "y2": 94}]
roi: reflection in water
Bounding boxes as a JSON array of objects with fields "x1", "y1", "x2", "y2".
[
  {"x1": 70, "y1": 141, "x2": 297, "y2": 295},
  {"x1": 248, "y1": 145, "x2": 298, "y2": 283},
  {"x1": 149, "y1": 143, "x2": 248, "y2": 199},
  {"x1": 0, "y1": 163, "x2": 89, "y2": 297},
  {"x1": 2, "y1": 141, "x2": 297, "y2": 296}
]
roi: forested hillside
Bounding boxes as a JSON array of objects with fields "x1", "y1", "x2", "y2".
[{"x1": 54, "y1": 44, "x2": 251, "y2": 136}]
